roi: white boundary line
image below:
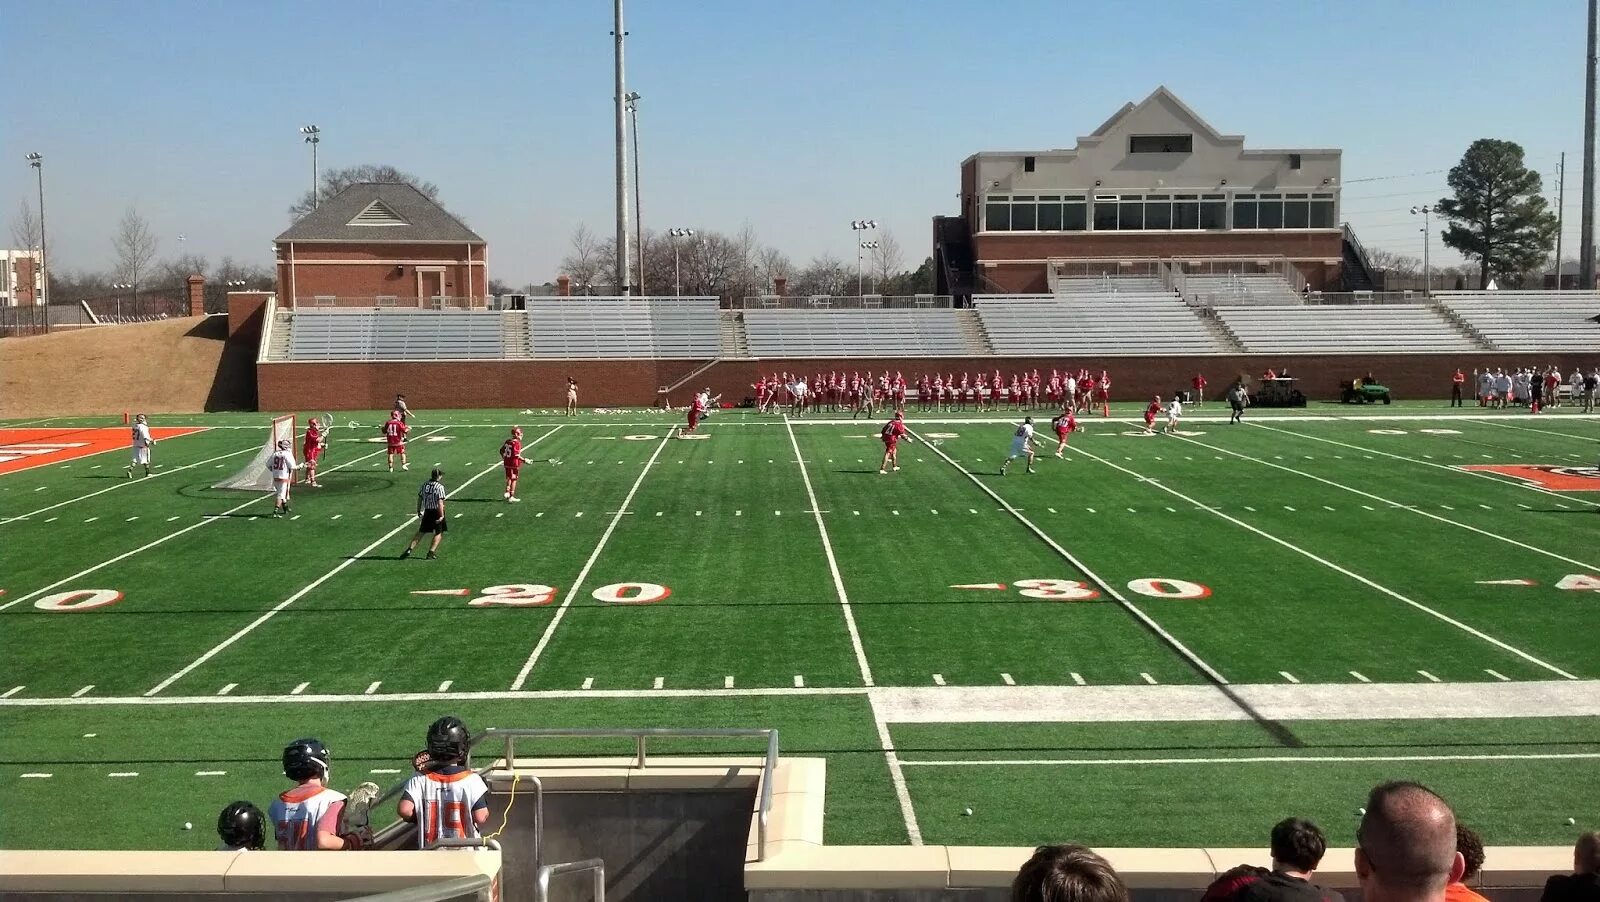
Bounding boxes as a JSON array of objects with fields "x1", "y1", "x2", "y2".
[
  {"x1": 510, "y1": 432, "x2": 671, "y2": 690},
  {"x1": 0, "y1": 443, "x2": 261, "y2": 525},
  {"x1": 1064, "y1": 444, "x2": 1579, "y2": 680},
  {"x1": 0, "y1": 430, "x2": 445, "y2": 613},
  {"x1": 909, "y1": 428, "x2": 1231, "y2": 685},
  {"x1": 142, "y1": 429, "x2": 534, "y2": 696},
  {"x1": 783, "y1": 416, "x2": 874, "y2": 687},
  {"x1": 1248, "y1": 422, "x2": 1600, "y2": 510},
  {"x1": 1172, "y1": 430, "x2": 1600, "y2": 572},
  {"x1": 869, "y1": 691, "x2": 924, "y2": 844},
  {"x1": 901, "y1": 751, "x2": 1600, "y2": 767},
  {"x1": 1475, "y1": 418, "x2": 1600, "y2": 445}
]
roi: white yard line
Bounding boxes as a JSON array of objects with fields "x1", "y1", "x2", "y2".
[
  {"x1": 911, "y1": 428, "x2": 1231, "y2": 685},
  {"x1": 1248, "y1": 422, "x2": 1600, "y2": 510},
  {"x1": 1476, "y1": 418, "x2": 1600, "y2": 446},
  {"x1": 1182, "y1": 429, "x2": 1600, "y2": 570},
  {"x1": 0, "y1": 435, "x2": 435, "y2": 613},
  {"x1": 784, "y1": 416, "x2": 874, "y2": 686},
  {"x1": 510, "y1": 432, "x2": 669, "y2": 690},
  {"x1": 868, "y1": 690, "x2": 925, "y2": 845},
  {"x1": 143, "y1": 429, "x2": 510, "y2": 696},
  {"x1": 1065, "y1": 444, "x2": 1578, "y2": 681},
  {"x1": 0, "y1": 443, "x2": 260, "y2": 525},
  {"x1": 902, "y1": 751, "x2": 1600, "y2": 767}
]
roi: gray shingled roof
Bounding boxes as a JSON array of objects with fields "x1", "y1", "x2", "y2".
[{"x1": 275, "y1": 182, "x2": 484, "y2": 243}]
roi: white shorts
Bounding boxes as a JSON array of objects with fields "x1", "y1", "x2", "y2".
[
  {"x1": 1009, "y1": 441, "x2": 1029, "y2": 458},
  {"x1": 1166, "y1": 415, "x2": 1179, "y2": 427},
  {"x1": 132, "y1": 446, "x2": 151, "y2": 465},
  {"x1": 273, "y1": 477, "x2": 291, "y2": 499}
]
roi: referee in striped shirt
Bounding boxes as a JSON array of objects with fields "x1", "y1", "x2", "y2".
[{"x1": 400, "y1": 469, "x2": 448, "y2": 560}]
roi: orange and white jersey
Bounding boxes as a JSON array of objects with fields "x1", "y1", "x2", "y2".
[
  {"x1": 402, "y1": 767, "x2": 490, "y2": 849},
  {"x1": 269, "y1": 784, "x2": 346, "y2": 851}
]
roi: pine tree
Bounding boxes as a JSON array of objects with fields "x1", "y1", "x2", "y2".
[{"x1": 1438, "y1": 139, "x2": 1559, "y2": 289}]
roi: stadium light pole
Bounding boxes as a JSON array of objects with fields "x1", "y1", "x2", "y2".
[
  {"x1": 1581, "y1": 0, "x2": 1597, "y2": 289},
  {"x1": 112, "y1": 282, "x2": 132, "y2": 319},
  {"x1": 851, "y1": 220, "x2": 878, "y2": 296},
  {"x1": 300, "y1": 125, "x2": 321, "y2": 209},
  {"x1": 860, "y1": 240, "x2": 881, "y2": 294},
  {"x1": 668, "y1": 228, "x2": 695, "y2": 297},
  {"x1": 26, "y1": 152, "x2": 48, "y2": 332},
  {"x1": 612, "y1": 0, "x2": 634, "y2": 296},
  {"x1": 1410, "y1": 204, "x2": 1440, "y2": 295},
  {"x1": 626, "y1": 91, "x2": 644, "y2": 296}
]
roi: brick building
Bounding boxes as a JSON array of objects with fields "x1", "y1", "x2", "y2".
[
  {"x1": 274, "y1": 183, "x2": 487, "y2": 308},
  {"x1": 935, "y1": 87, "x2": 1349, "y2": 298},
  {"x1": 1, "y1": 249, "x2": 42, "y2": 306}
]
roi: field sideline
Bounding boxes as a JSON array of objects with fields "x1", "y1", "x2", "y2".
[{"x1": 1, "y1": 402, "x2": 1598, "y2": 850}]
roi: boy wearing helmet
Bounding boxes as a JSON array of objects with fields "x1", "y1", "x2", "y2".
[
  {"x1": 126, "y1": 413, "x2": 155, "y2": 478},
  {"x1": 1001, "y1": 416, "x2": 1037, "y2": 476},
  {"x1": 399, "y1": 716, "x2": 491, "y2": 849},
  {"x1": 382, "y1": 410, "x2": 410, "y2": 472},
  {"x1": 268, "y1": 738, "x2": 375, "y2": 850},
  {"x1": 268, "y1": 439, "x2": 299, "y2": 517},
  {"x1": 216, "y1": 800, "x2": 267, "y2": 851},
  {"x1": 878, "y1": 411, "x2": 909, "y2": 474},
  {"x1": 1144, "y1": 395, "x2": 1162, "y2": 434},
  {"x1": 500, "y1": 427, "x2": 531, "y2": 502}
]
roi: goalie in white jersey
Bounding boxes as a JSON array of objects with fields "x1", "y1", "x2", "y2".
[
  {"x1": 268, "y1": 440, "x2": 299, "y2": 517},
  {"x1": 399, "y1": 716, "x2": 490, "y2": 849},
  {"x1": 126, "y1": 413, "x2": 155, "y2": 478}
]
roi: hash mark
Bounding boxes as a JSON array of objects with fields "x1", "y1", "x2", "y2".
[
  {"x1": 1361, "y1": 505, "x2": 1375, "y2": 511},
  {"x1": 892, "y1": 510, "x2": 900, "y2": 515},
  {"x1": 195, "y1": 770, "x2": 227, "y2": 777},
  {"x1": 1140, "y1": 673, "x2": 1158, "y2": 685},
  {"x1": 1350, "y1": 671, "x2": 1371, "y2": 683},
  {"x1": 83, "y1": 733, "x2": 96, "y2": 738},
  {"x1": 372, "y1": 513, "x2": 382, "y2": 519},
  {"x1": 497, "y1": 512, "x2": 504, "y2": 518},
  {"x1": 575, "y1": 511, "x2": 584, "y2": 518},
  {"x1": 72, "y1": 685, "x2": 94, "y2": 698},
  {"x1": 1478, "y1": 504, "x2": 1493, "y2": 510},
  {"x1": 932, "y1": 673, "x2": 946, "y2": 686},
  {"x1": 1126, "y1": 507, "x2": 1137, "y2": 513},
  {"x1": 217, "y1": 683, "x2": 237, "y2": 696},
  {"x1": 1485, "y1": 669, "x2": 1511, "y2": 682},
  {"x1": 1323, "y1": 505, "x2": 1336, "y2": 511},
  {"x1": 1243, "y1": 506, "x2": 1255, "y2": 512},
  {"x1": 364, "y1": 681, "x2": 381, "y2": 695},
  {"x1": 1086, "y1": 508, "x2": 1096, "y2": 513},
  {"x1": 1070, "y1": 672, "x2": 1086, "y2": 685},
  {"x1": 125, "y1": 516, "x2": 138, "y2": 522},
  {"x1": 370, "y1": 769, "x2": 402, "y2": 775},
  {"x1": 45, "y1": 517, "x2": 57, "y2": 522},
  {"x1": 291, "y1": 682, "x2": 309, "y2": 695},
  {"x1": 1439, "y1": 504, "x2": 1454, "y2": 511},
  {"x1": 581, "y1": 677, "x2": 594, "y2": 690},
  {"x1": 84, "y1": 516, "x2": 98, "y2": 523},
  {"x1": 1279, "y1": 671, "x2": 1300, "y2": 684},
  {"x1": 1165, "y1": 506, "x2": 1177, "y2": 513},
  {"x1": 20, "y1": 773, "x2": 51, "y2": 779},
  {"x1": 969, "y1": 508, "x2": 977, "y2": 514},
  {"x1": 536, "y1": 512, "x2": 544, "y2": 518},
  {"x1": 1, "y1": 686, "x2": 23, "y2": 699},
  {"x1": 331, "y1": 514, "x2": 342, "y2": 520},
  {"x1": 1417, "y1": 670, "x2": 1441, "y2": 683},
  {"x1": 695, "y1": 511, "x2": 702, "y2": 516},
  {"x1": 438, "y1": 680, "x2": 453, "y2": 692},
  {"x1": 655, "y1": 511, "x2": 662, "y2": 517},
  {"x1": 724, "y1": 675, "x2": 734, "y2": 689},
  {"x1": 653, "y1": 676, "x2": 664, "y2": 690},
  {"x1": 793, "y1": 675, "x2": 805, "y2": 688},
  {"x1": 736, "y1": 510, "x2": 742, "y2": 516},
  {"x1": 107, "y1": 772, "x2": 139, "y2": 778},
  {"x1": 1047, "y1": 507, "x2": 1057, "y2": 513},
  {"x1": 1001, "y1": 672, "x2": 1015, "y2": 686},
  {"x1": 1283, "y1": 506, "x2": 1296, "y2": 512},
  {"x1": 291, "y1": 515, "x2": 300, "y2": 521}
]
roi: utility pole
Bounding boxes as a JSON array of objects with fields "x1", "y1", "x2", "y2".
[
  {"x1": 1556, "y1": 152, "x2": 1567, "y2": 288},
  {"x1": 1581, "y1": 0, "x2": 1597, "y2": 289},
  {"x1": 627, "y1": 92, "x2": 644, "y2": 296},
  {"x1": 613, "y1": 0, "x2": 633, "y2": 296},
  {"x1": 26, "y1": 152, "x2": 48, "y2": 332}
]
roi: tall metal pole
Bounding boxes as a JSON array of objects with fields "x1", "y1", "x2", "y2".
[
  {"x1": 1556, "y1": 152, "x2": 1567, "y2": 288},
  {"x1": 628, "y1": 93, "x2": 644, "y2": 296},
  {"x1": 27, "y1": 153, "x2": 48, "y2": 332},
  {"x1": 613, "y1": 0, "x2": 633, "y2": 296},
  {"x1": 1422, "y1": 207, "x2": 1430, "y2": 296},
  {"x1": 301, "y1": 126, "x2": 321, "y2": 210},
  {"x1": 1581, "y1": 0, "x2": 1597, "y2": 289}
]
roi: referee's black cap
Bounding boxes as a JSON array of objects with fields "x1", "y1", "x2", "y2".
[{"x1": 430, "y1": 468, "x2": 443, "y2": 480}]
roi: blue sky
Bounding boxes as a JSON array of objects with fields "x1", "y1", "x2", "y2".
[{"x1": 1, "y1": 0, "x2": 1592, "y2": 285}]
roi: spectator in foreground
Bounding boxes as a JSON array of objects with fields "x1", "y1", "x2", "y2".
[
  {"x1": 1202, "y1": 817, "x2": 1343, "y2": 902},
  {"x1": 1355, "y1": 781, "x2": 1465, "y2": 902},
  {"x1": 1445, "y1": 824, "x2": 1489, "y2": 902},
  {"x1": 1541, "y1": 832, "x2": 1600, "y2": 902},
  {"x1": 1012, "y1": 843, "x2": 1130, "y2": 902}
]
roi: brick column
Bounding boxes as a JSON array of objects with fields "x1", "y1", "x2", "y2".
[
  {"x1": 186, "y1": 274, "x2": 206, "y2": 317},
  {"x1": 557, "y1": 275, "x2": 571, "y2": 297},
  {"x1": 773, "y1": 277, "x2": 787, "y2": 297}
]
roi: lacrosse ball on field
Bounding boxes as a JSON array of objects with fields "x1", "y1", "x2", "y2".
[
  {"x1": 1357, "y1": 808, "x2": 1366, "y2": 816},
  {"x1": 183, "y1": 822, "x2": 193, "y2": 831},
  {"x1": 1568, "y1": 817, "x2": 1578, "y2": 826},
  {"x1": 962, "y1": 807, "x2": 973, "y2": 817}
]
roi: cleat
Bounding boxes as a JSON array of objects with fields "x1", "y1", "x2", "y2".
[
  {"x1": 425, "y1": 551, "x2": 437, "y2": 560},
  {"x1": 399, "y1": 548, "x2": 411, "y2": 560},
  {"x1": 125, "y1": 467, "x2": 134, "y2": 479},
  {"x1": 503, "y1": 492, "x2": 510, "y2": 500},
  {"x1": 403, "y1": 463, "x2": 410, "y2": 471},
  {"x1": 509, "y1": 496, "x2": 521, "y2": 502},
  {"x1": 892, "y1": 466, "x2": 900, "y2": 472},
  {"x1": 878, "y1": 469, "x2": 887, "y2": 475}
]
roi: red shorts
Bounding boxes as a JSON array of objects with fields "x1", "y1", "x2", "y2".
[
  {"x1": 303, "y1": 446, "x2": 321, "y2": 464},
  {"x1": 883, "y1": 439, "x2": 899, "y2": 452},
  {"x1": 503, "y1": 461, "x2": 521, "y2": 475},
  {"x1": 387, "y1": 442, "x2": 405, "y2": 453},
  {"x1": 1055, "y1": 427, "x2": 1068, "y2": 439},
  {"x1": 688, "y1": 410, "x2": 701, "y2": 428},
  {"x1": 1144, "y1": 413, "x2": 1156, "y2": 425}
]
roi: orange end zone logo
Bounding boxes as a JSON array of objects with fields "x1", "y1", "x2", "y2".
[
  {"x1": 0, "y1": 427, "x2": 206, "y2": 475},
  {"x1": 1461, "y1": 464, "x2": 1600, "y2": 491}
]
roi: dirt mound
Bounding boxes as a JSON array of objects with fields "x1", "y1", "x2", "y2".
[{"x1": 0, "y1": 315, "x2": 255, "y2": 417}]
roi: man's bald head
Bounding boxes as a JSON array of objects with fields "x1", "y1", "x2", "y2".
[{"x1": 1356, "y1": 782, "x2": 1463, "y2": 900}]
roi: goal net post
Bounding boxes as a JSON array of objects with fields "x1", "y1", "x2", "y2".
[{"x1": 214, "y1": 415, "x2": 295, "y2": 491}]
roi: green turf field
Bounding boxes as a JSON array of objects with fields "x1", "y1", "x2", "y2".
[{"x1": 1, "y1": 403, "x2": 1598, "y2": 850}]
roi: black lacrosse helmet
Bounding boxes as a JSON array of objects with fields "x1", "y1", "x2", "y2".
[
  {"x1": 425, "y1": 716, "x2": 471, "y2": 764},
  {"x1": 282, "y1": 737, "x2": 331, "y2": 780},
  {"x1": 216, "y1": 800, "x2": 266, "y2": 850}
]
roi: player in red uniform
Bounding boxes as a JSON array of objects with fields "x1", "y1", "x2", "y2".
[
  {"x1": 1143, "y1": 395, "x2": 1162, "y2": 433},
  {"x1": 302, "y1": 417, "x2": 326, "y2": 487},
  {"x1": 500, "y1": 427, "x2": 532, "y2": 502},
  {"x1": 1051, "y1": 408, "x2": 1078, "y2": 458},
  {"x1": 1097, "y1": 370, "x2": 1111, "y2": 417},
  {"x1": 1191, "y1": 372, "x2": 1207, "y2": 407},
  {"x1": 679, "y1": 391, "x2": 707, "y2": 438},
  {"x1": 382, "y1": 410, "x2": 410, "y2": 472},
  {"x1": 878, "y1": 411, "x2": 909, "y2": 475}
]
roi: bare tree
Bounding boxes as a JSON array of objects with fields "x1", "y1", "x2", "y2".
[
  {"x1": 11, "y1": 201, "x2": 41, "y2": 251},
  {"x1": 789, "y1": 254, "x2": 852, "y2": 297},
  {"x1": 870, "y1": 230, "x2": 904, "y2": 292},
  {"x1": 289, "y1": 164, "x2": 444, "y2": 220},
  {"x1": 151, "y1": 253, "x2": 210, "y2": 290},
  {"x1": 112, "y1": 208, "x2": 159, "y2": 289},
  {"x1": 560, "y1": 225, "x2": 604, "y2": 294}
]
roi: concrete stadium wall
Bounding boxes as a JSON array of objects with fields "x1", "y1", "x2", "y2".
[{"x1": 258, "y1": 353, "x2": 1600, "y2": 412}]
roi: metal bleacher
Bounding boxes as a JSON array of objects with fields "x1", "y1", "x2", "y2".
[
  {"x1": 526, "y1": 297, "x2": 719, "y2": 359},
  {"x1": 1435, "y1": 291, "x2": 1600, "y2": 352},
  {"x1": 1182, "y1": 273, "x2": 1304, "y2": 306},
  {"x1": 742, "y1": 308, "x2": 970, "y2": 357},
  {"x1": 285, "y1": 309, "x2": 504, "y2": 360},
  {"x1": 1213, "y1": 304, "x2": 1479, "y2": 354},
  {"x1": 974, "y1": 287, "x2": 1233, "y2": 355}
]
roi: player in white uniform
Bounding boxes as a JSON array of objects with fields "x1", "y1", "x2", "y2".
[
  {"x1": 269, "y1": 739, "x2": 353, "y2": 851},
  {"x1": 399, "y1": 717, "x2": 491, "y2": 849},
  {"x1": 1000, "y1": 417, "x2": 1037, "y2": 476},
  {"x1": 268, "y1": 439, "x2": 299, "y2": 517},
  {"x1": 126, "y1": 414, "x2": 155, "y2": 478},
  {"x1": 1163, "y1": 397, "x2": 1183, "y2": 434}
]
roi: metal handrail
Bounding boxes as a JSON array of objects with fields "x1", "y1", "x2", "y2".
[
  {"x1": 428, "y1": 837, "x2": 503, "y2": 852},
  {"x1": 467, "y1": 727, "x2": 779, "y2": 861},
  {"x1": 536, "y1": 858, "x2": 606, "y2": 902},
  {"x1": 336, "y1": 875, "x2": 495, "y2": 902}
]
